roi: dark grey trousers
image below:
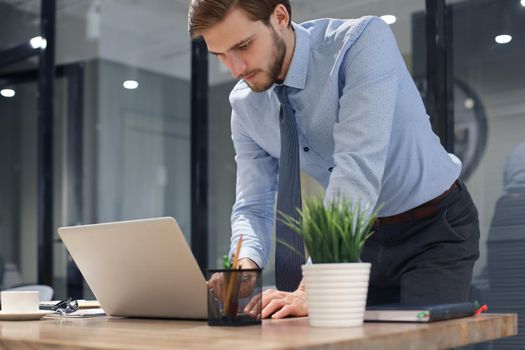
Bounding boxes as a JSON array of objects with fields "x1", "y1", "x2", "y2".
[{"x1": 362, "y1": 181, "x2": 480, "y2": 305}]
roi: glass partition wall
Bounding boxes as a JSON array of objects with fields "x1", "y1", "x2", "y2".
[
  {"x1": 0, "y1": 0, "x2": 192, "y2": 299},
  {"x1": 0, "y1": 78, "x2": 40, "y2": 290},
  {"x1": 447, "y1": 1, "x2": 525, "y2": 349},
  {"x1": 0, "y1": 0, "x2": 42, "y2": 290},
  {"x1": 57, "y1": 0, "x2": 193, "y2": 299}
]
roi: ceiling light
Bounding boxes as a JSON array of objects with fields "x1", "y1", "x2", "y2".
[
  {"x1": 380, "y1": 15, "x2": 397, "y2": 25},
  {"x1": 123, "y1": 80, "x2": 139, "y2": 90},
  {"x1": 30, "y1": 36, "x2": 47, "y2": 49},
  {"x1": 1, "y1": 89, "x2": 16, "y2": 98},
  {"x1": 464, "y1": 98, "x2": 475, "y2": 110},
  {"x1": 521, "y1": 0, "x2": 525, "y2": 7},
  {"x1": 495, "y1": 34, "x2": 512, "y2": 44}
]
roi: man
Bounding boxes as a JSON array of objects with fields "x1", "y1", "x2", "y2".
[{"x1": 188, "y1": 0, "x2": 480, "y2": 319}]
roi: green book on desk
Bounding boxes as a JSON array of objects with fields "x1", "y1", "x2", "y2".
[{"x1": 365, "y1": 302, "x2": 477, "y2": 322}]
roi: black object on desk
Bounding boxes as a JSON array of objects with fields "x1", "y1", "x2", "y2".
[
  {"x1": 365, "y1": 302, "x2": 477, "y2": 322},
  {"x1": 207, "y1": 268, "x2": 262, "y2": 326}
]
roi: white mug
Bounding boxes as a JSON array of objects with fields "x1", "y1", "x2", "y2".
[{"x1": 0, "y1": 291, "x2": 40, "y2": 313}]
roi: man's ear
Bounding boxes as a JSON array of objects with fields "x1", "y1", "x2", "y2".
[{"x1": 272, "y1": 4, "x2": 290, "y2": 30}]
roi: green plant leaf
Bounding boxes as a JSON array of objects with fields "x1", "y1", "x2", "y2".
[{"x1": 278, "y1": 194, "x2": 380, "y2": 264}]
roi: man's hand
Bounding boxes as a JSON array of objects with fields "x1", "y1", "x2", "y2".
[
  {"x1": 245, "y1": 281, "x2": 308, "y2": 319},
  {"x1": 207, "y1": 258, "x2": 260, "y2": 302}
]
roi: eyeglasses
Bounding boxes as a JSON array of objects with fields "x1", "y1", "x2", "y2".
[{"x1": 52, "y1": 298, "x2": 79, "y2": 315}]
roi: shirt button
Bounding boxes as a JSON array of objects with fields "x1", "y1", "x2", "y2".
[
  {"x1": 328, "y1": 167, "x2": 334, "y2": 172},
  {"x1": 303, "y1": 147, "x2": 310, "y2": 152}
]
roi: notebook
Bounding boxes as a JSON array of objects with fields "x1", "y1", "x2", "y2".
[{"x1": 365, "y1": 302, "x2": 477, "y2": 322}]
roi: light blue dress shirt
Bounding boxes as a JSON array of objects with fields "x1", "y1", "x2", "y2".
[{"x1": 229, "y1": 16, "x2": 461, "y2": 268}]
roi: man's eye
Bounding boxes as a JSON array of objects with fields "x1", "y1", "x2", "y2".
[{"x1": 239, "y1": 42, "x2": 251, "y2": 50}]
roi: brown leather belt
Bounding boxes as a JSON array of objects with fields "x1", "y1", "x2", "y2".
[{"x1": 373, "y1": 180, "x2": 460, "y2": 228}]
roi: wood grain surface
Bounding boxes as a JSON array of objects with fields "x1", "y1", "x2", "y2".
[{"x1": 0, "y1": 314, "x2": 517, "y2": 350}]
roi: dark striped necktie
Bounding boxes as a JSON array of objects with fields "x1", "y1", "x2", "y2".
[{"x1": 274, "y1": 85, "x2": 306, "y2": 292}]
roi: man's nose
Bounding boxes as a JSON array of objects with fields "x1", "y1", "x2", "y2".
[{"x1": 226, "y1": 54, "x2": 246, "y2": 78}]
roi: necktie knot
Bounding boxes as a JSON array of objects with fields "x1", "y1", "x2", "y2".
[
  {"x1": 274, "y1": 86, "x2": 295, "y2": 124},
  {"x1": 274, "y1": 85, "x2": 291, "y2": 107}
]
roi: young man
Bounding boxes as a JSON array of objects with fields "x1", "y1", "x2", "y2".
[{"x1": 188, "y1": 0, "x2": 480, "y2": 319}]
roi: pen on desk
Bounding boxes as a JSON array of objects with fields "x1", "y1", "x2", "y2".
[
  {"x1": 475, "y1": 304, "x2": 488, "y2": 315},
  {"x1": 223, "y1": 235, "x2": 243, "y2": 317}
]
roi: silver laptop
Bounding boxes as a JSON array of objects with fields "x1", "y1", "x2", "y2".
[{"x1": 58, "y1": 217, "x2": 207, "y2": 319}]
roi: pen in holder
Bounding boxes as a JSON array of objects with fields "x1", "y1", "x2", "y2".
[{"x1": 207, "y1": 268, "x2": 262, "y2": 326}]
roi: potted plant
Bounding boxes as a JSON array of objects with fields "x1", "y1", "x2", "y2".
[{"x1": 279, "y1": 195, "x2": 379, "y2": 327}]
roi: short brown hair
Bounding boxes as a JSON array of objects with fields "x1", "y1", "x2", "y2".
[{"x1": 188, "y1": 0, "x2": 292, "y2": 39}]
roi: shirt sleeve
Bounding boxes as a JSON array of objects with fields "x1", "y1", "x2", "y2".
[
  {"x1": 229, "y1": 108, "x2": 278, "y2": 268},
  {"x1": 325, "y1": 17, "x2": 401, "y2": 212}
]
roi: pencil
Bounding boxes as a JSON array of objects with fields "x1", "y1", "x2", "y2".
[{"x1": 223, "y1": 235, "x2": 243, "y2": 317}]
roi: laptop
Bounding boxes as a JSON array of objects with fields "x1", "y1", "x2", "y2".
[{"x1": 58, "y1": 217, "x2": 207, "y2": 319}]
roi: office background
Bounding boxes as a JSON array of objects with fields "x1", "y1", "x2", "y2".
[{"x1": 0, "y1": 0, "x2": 524, "y2": 348}]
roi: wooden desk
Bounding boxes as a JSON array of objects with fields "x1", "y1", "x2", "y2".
[{"x1": 0, "y1": 314, "x2": 517, "y2": 350}]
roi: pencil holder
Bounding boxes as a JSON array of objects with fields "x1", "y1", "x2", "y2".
[{"x1": 207, "y1": 268, "x2": 262, "y2": 326}]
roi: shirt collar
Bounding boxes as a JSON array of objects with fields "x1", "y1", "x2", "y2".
[{"x1": 267, "y1": 22, "x2": 310, "y2": 96}]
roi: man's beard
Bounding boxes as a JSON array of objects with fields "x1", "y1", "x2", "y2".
[{"x1": 244, "y1": 27, "x2": 287, "y2": 92}]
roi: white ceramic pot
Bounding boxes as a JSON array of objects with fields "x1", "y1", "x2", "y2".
[{"x1": 302, "y1": 263, "x2": 371, "y2": 328}]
